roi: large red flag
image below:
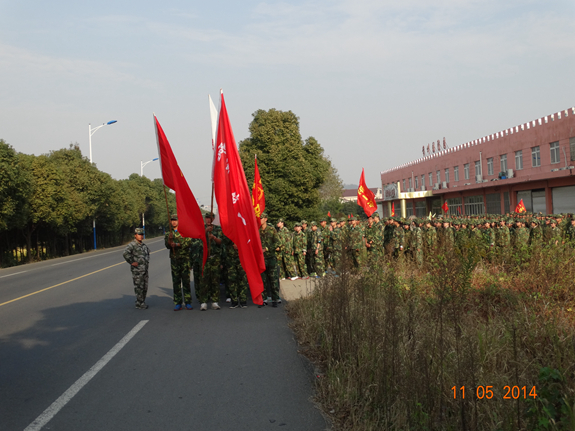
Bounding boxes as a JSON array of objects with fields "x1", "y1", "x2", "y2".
[
  {"x1": 213, "y1": 92, "x2": 266, "y2": 305},
  {"x1": 357, "y1": 168, "x2": 377, "y2": 217},
  {"x1": 252, "y1": 156, "x2": 265, "y2": 227},
  {"x1": 154, "y1": 115, "x2": 208, "y2": 267}
]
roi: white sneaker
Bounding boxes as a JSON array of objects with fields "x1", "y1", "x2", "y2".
[
  {"x1": 281, "y1": 278, "x2": 286, "y2": 281},
  {"x1": 200, "y1": 303, "x2": 207, "y2": 311},
  {"x1": 290, "y1": 276, "x2": 298, "y2": 281},
  {"x1": 278, "y1": 298, "x2": 282, "y2": 304},
  {"x1": 225, "y1": 298, "x2": 231, "y2": 303},
  {"x1": 212, "y1": 302, "x2": 221, "y2": 310}
]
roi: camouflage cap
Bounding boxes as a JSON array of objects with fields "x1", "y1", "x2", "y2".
[
  {"x1": 277, "y1": 218, "x2": 285, "y2": 223},
  {"x1": 339, "y1": 217, "x2": 346, "y2": 223},
  {"x1": 294, "y1": 222, "x2": 302, "y2": 227},
  {"x1": 330, "y1": 218, "x2": 337, "y2": 222},
  {"x1": 311, "y1": 221, "x2": 317, "y2": 226},
  {"x1": 260, "y1": 212, "x2": 268, "y2": 219},
  {"x1": 135, "y1": 228, "x2": 144, "y2": 235},
  {"x1": 170, "y1": 214, "x2": 178, "y2": 220},
  {"x1": 301, "y1": 220, "x2": 308, "y2": 225},
  {"x1": 319, "y1": 217, "x2": 327, "y2": 223},
  {"x1": 372, "y1": 212, "x2": 380, "y2": 218},
  {"x1": 349, "y1": 215, "x2": 356, "y2": 221},
  {"x1": 204, "y1": 212, "x2": 215, "y2": 219}
]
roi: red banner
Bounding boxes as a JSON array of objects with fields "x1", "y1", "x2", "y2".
[
  {"x1": 515, "y1": 199, "x2": 526, "y2": 213},
  {"x1": 213, "y1": 92, "x2": 266, "y2": 305},
  {"x1": 357, "y1": 168, "x2": 377, "y2": 217},
  {"x1": 251, "y1": 156, "x2": 265, "y2": 227},
  {"x1": 391, "y1": 202, "x2": 395, "y2": 217},
  {"x1": 154, "y1": 115, "x2": 207, "y2": 267},
  {"x1": 442, "y1": 201, "x2": 449, "y2": 213}
]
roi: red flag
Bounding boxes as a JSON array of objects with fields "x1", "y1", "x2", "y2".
[
  {"x1": 515, "y1": 199, "x2": 526, "y2": 213},
  {"x1": 327, "y1": 211, "x2": 331, "y2": 217},
  {"x1": 154, "y1": 115, "x2": 208, "y2": 267},
  {"x1": 213, "y1": 91, "x2": 266, "y2": 305},
  {"x1": 442, "y1": 201, "x2": 449, "y2": 213},
  {"x1": 251, "y1": 156, "x2": 265, "y2": 227},
  {"x1": 357, "y1": 168, "x2": 377, "y2": 217},
  {"x1": 391, "y1": 202, "x2": 395, "y2": 217}
]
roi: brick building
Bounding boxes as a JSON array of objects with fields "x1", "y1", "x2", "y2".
[{"x1": 380, "y1": 107, "x2": 575, "y2": 218}]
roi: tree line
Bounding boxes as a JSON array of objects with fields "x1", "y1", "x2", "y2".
[
  {"x1": 0, "y1": 140, "x2": 176, "y2": 267},
  {"x1": 1, "y1": 108, "x2": 351, "y2": 268}
]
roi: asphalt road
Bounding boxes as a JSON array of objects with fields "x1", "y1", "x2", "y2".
[{"x1": 0, "y1": 238, "x2": 328, "y2": 431}]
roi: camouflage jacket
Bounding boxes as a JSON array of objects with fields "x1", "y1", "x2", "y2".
[
  {"x1": 165, "y1": 229, "x2": 191, "y2": 260},
  {"x1": 123, "y1": 240, "x2": 150, "y2": 272},
  {"x1": 260, "y1": 224, "x2": 279, "y2": 259},
  {"x1": 293, "y1": 230, "x2": 307, "y2": 254}
]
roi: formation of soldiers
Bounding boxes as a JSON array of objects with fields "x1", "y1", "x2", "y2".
[{"x1": 125, "y1": 210, "x2": 575, "y2": 310}]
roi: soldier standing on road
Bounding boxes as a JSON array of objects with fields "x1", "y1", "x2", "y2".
[
  {"x1": 259, "y1": 213, "x2": 280, "y2": 307},
  {"x1": 165, "y1": 214, "x2": 193, "y2": 311},
  {"x1": 293, "y1": 223, "x2": 309, "y2": 279},
  {"x1": 123, "y1": 228, "x2": 150, "y2": 309},
  {"x1": 199, "y1": 212, "x2": 223, "y2": 311}
]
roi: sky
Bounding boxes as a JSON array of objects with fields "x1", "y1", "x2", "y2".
[{"x1": 1, "y1": 0, "x2": 574, "y2": 206}]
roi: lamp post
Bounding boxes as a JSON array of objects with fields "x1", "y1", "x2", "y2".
[
  {"x1": 88, "y1": 120, "x2": 117, "y2": 250},
  {"x1": 140, "y1": 158, "x2": 159, "y2": 239}
]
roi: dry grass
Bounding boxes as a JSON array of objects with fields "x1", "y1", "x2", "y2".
[{"x1": 288, "y1": 241, "x2": 575, "y2": 430}]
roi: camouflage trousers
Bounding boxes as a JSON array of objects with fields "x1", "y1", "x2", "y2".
[
  {"x1": 294, "y1": 253, "x2": 308, "y2": 277},
  {"x1": 171, "y1": 258, "x2": 191, "y2": 305},
  {"x1": 309, "y1": 249, "x2": 325, "y2": 276},
  {"x1": 261, "y1": 256, "x2": 279, "y2": 301},
  {"x1": 278, "y1": 252, "x2": 295, "y2": 279},
  {"x1": 331, "y1": 249, "x2": 342, "y2": 271},
  {"x1": 131, "y1": 268, "x2": 149, "y2": 306},
  {"x1": 227, "y1": 257, "x2": 248, "y2": 304},
  {"x1": 198, "y1": 256, "x2": 220, "y2": 303},
  {"x1": 191, "y1": 258, "x2": 203, "y2": 299}
]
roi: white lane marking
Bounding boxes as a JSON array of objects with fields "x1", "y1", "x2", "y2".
[
  {"x1": 24, "y1": 320, "x2": 149, "y2": 431},
  {"x1": 0, "y1": 271, "x2": 28, "y2": 279}
]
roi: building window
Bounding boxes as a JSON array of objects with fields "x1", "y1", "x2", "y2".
[
  {"x1": 464, "y1": 163, "x2": 469, "y2": 180},
  {"x1": 454, "y1": 166, "x2": 459, "y2": 182},
  {"x1": 408, "y1": 177, "x2": 412, "y2": 190},
  {"x1": 429, "y1": 173, "x2": 433, "y2": 187},
  {"x1": 464, "y1": 195, "x2": 484, "y2": 215},
  {"x1": 503, "y1": 192, "x2": 510, "y2": 213},
  {"x1": 550, "y1": 141, "x2": 560, "y2": 164},
  {"x1": 415, "y1": 200, "x2": 427, "y2": 217},
  {"x1": 487, "y1": 158, "x2": 494, "y2": 175},
  {"x1": 500, "y1": 154, "x2": 507, "y2": 173},
  {"x1": 415, "y1": 176, "x2": 418, "y2": 189},
  {"x1": 436, "y1": 170, "x2": 441, "y2": 184},
  {"x1": 486, "y1": 193, "x2": 502, "y2": 214},
  {"x1": 515, "y1": 150, "x2": 523, "y2": 170},
  {"x1": 446, "y1": 198, "x2": 463, "y2": 215},
  {"x1": 403, "y1": 179, "x2": 406, "y2": 191},
  {"x1": 445, "y1": 168, "x2": 450, "y2": 183},
  {"x1": 421, "y1": 175, "x2": 425, "y2": 189},
  {"x1": 570, "y1": 137, "x2": 575, "y2": 161},
  {"x1": 532, "y1": 146, "x2": 540, "y2": 167},
  {"x1": 475, "y1": 161, "x2": 481, "y2": 177}
]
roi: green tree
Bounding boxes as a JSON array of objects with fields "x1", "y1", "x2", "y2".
[
  {"x1": 0, "y1": 140, "x2": 30, "y2": 231},
  {"x1": 239, "y1": 109, "x2": 336, "y2": 224}
]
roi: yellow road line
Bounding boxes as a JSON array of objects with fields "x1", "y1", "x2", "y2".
[{"x1": 0, "y1": 249, "x2": 164, "y2": 308}]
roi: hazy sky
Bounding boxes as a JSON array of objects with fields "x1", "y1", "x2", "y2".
[{"x1": 1, "y1": 0, "x2": 574, "y2": 205}]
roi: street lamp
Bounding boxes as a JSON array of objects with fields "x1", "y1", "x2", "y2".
[
  {"x1": 140, "y1": 157, "x2": 159, "y2": 239},
  {"x1": 88, "y1": 120, "x2": 117, "y2": 250}
]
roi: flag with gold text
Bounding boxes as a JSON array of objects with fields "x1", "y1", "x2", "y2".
[{"x1": 357, "y1": 168, "x2": 377, "y2": 217}]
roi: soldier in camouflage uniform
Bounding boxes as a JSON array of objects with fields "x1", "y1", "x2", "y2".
[
  {"x1": 330, "y1": 218, "x2": 343, "y2": 271},
  {"x1": 198, "y1": 212, "x2": 223, "y2": 311},
  {"x1": 309, "y1": 222, "x2": 325, "y2": 277},
  {"x1": 222, "y1": 234, "x2": 248, "y2": 308},
  {"x1": 123, "y1": 228, "x2": 150, "y2": 309},
  {"x1": 190, "y1": 238, "x2": 203, "y2": 300},
  {"x1": 293, "y1": 223, "x2": 309, "y2": 278},
  {"x1": 260, "y1": 213, "x2": 280, "y2": 307},
  {"x1": 276, "y1": 218, "x2": 295, "y2": 280},
  {"x1": 165, "y1": 214, "x2": 193, "y2": 311},
  {"x1": 320, "y1": 219, "x2": 331, "y2": 272},
  {"x1": 364, "y1": 213, "x2": 381, "y2": 264},
  {"x1": 410, "y1": 219, "x2": 423, "y2": 266}
]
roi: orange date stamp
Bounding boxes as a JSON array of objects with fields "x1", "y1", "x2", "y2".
[{"x1": 452, "y1": 385, "x2": 537, "y2": 400}]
